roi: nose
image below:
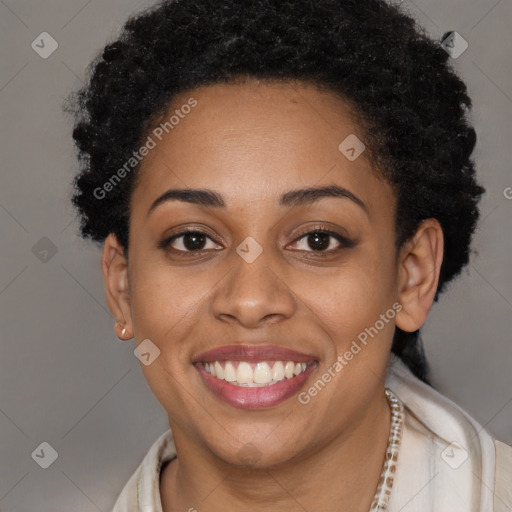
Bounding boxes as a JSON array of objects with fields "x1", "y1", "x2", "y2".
[{"x1": 210, "y1": 247, "x2": 297, "y2": 329}]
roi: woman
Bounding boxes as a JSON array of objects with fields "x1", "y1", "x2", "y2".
[{"x1": 67, "y1": 0, "x2": 512, "y2": 510}]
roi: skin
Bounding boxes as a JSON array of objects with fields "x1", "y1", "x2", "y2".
[{"x1": 101, "y1": 79, "x2": 443, "y2": 511}]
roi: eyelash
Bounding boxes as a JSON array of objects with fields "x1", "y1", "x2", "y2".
[{"x1": 158, "y1": 225, "x2": 354, "y2": 257}]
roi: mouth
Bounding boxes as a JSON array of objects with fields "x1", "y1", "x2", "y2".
[{"x1": 193, "y1": 345, "x2": 318, "y2": 409}]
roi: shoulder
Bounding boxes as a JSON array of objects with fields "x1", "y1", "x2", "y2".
[
  {"x1": 494, "y1": 439, "x2": 512, "y2": 511},
  {"x1": 385, "y1": 354, "x2": 511, "y2": 511},
  {"x1": 112, "y1": 429, "x2": 176, "y2": 512}
]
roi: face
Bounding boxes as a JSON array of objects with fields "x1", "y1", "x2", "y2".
[{"x1": 103, "y1": 79, "x2": 440, "y2": 468}]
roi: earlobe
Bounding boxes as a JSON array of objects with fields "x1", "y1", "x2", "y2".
[
  {"x1": 101, "y1": 233, "x2": 134, "y2": 340},
  {"x1": 395, "y1": 219, "x2": 444, "y2": 333}
]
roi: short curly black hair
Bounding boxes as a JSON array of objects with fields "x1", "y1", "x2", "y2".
[{"x1": 67, "y1": 0, "x2": 485, "y2": 383}]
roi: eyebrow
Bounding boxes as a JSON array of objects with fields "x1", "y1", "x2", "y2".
[{"x1": 147, "y1": 184, "x2": 368, "y2": 216}]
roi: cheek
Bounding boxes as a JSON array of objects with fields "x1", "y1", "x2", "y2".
[
  {"x1": 299, "y1": 250, "x2": 397, "y2": 340},
  {"x1": 129, "y1": 259, "x2": 208, "y2": 340},
  {"x1": 128, "y1": 265, "x2": 207, "y2": 412},
  {"x1": 127, "y1": 263, "x2": 202, "y2": 381}
]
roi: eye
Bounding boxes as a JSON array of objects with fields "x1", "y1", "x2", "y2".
[
  {"x1": 159, "y1": 225, "x2": 354, "y2": 257},
  {"x1": 289, "y1": 228, "x2": 352, "y2": 253},
  {"x1": 159, "y1": 229, "x2": 222, "y2": 254}
]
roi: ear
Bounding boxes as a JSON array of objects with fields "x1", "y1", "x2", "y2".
[
  {"x1": 101, "y1": 233, "x2": 133, "y2": 340},
  {"x1": 395, "y1": 219, "x2": 444, "y2": 333}
]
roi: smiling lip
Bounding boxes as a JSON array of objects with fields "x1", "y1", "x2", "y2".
[
  {"x1": 193, "y1": 344, "x2": 318, "y2": 409},
  {"x1": 193, "y1": 344, "x2": 316, "y2": 363}
]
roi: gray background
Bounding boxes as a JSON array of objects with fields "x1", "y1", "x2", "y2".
[{"x1": 0, "y1": 0, "x2": 511, "y2": 510}]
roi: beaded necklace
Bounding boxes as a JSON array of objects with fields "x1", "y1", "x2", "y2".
[{"x1": 368, "y1": 388, "x2": 405, "y2": 511}]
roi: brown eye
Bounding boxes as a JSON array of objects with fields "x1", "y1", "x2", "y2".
[
  {"x1": 304, "y1": 232, "x2": 333, "y2": 251},
  {"x1": 290, "y1": 229, "x2": 350, "y2": 253},
  {"x1": 178, "y1": 232, "x2": 208, "y2": 251},
  {"x1": 159, "y1": 229, "x2": 222, "y2": 254}
]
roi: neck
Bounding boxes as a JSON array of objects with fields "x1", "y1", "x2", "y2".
[{"x1": 161, "y1": 387, "x2": 391, "y2": 512}]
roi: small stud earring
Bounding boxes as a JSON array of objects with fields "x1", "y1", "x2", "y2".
[{"x1": 116, "y1": 321, "x2": 130, "y2": 341}]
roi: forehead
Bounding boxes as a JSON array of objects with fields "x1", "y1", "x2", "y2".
[{"x1": 132, "y1": 79, "x2": 389, "y2": 212}]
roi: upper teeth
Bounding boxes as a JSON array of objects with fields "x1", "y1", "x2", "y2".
[{"x1": 203, "y1": 361, "x2": 309, "y2": 387}]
